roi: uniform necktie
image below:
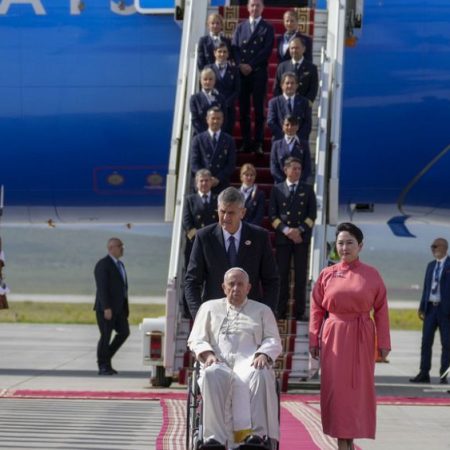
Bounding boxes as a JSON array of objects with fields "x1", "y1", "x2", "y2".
[
  {"x1": 432, "y1": 261, "x2": 442, "y2": 295},
  {"x1": 294, "y1": 62, "x2": 300, "y2": 71},
  {"x1": 289, "y1": 183, "x2": 296, "y2": 196},
  {"x1": 212, "y1": 132, "x2": 218, "y2": 147},
  {"x1": 288, "y1": 137, "x2": 295, "y2": 151},
  {"x1": 287, "y1": 97, "x2": 293, "y2": 113},
  {"x1": 285, "y1": 32, "x2": 294, "y2": 43},
  {"x1": 228, "y1": 235, "x2": 237, "y2": 266},
  {"x1": 250, "y1": 20, "x2": 255, "y2": 33},
  {"x1": 202, "y1": 194, "x2": 208, "y2": 205}
]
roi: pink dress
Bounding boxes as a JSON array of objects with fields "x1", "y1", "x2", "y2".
[{"x1": 309, "y1": 259, "x2": 391, "y2": 439}]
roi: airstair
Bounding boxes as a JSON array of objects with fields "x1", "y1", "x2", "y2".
[{"x1": 141, "y1": 0, "x2": 348, "y2": 391}]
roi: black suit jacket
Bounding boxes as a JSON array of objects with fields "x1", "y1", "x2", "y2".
[
  {"x1": 243, "y1": 186, "x2": 266, "y2": 226},
  {"x1": 273, "y1": 59, "x2": 318, "y2": 102},
  {"x1": 277, "y1": 32, "x2": 313, "y2": 63},
  {"x1": 269, "y1": 181, "x2": 317, "y2": 245},
  {"x1": 94, "y1": 255, "x2": 128, "y2": 316},
  {"x1": 267, "y1": 94, "x2": 312, "y2": 141},
  {"x1": 189, "y1": 91, "x2": 227, "y2": 134},
  {"x1": 190, "y1": 130, "x2": 236, "y2": 193},
  {"x1": 184, "y1": 222, "x2": 280, "y2": 317},
  {"x1": 197, "y1": 35, "x2": 233, "y2": 71}
]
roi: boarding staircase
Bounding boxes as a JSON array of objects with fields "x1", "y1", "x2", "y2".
[{"x1": 144, "y1": 0, "x2": 347, "y2": 391}]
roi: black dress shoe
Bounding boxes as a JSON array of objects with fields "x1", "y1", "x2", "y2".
[
  {"x1": 98, "y1": 367, "x2": 114, "y2": 376},
  {"x1": 201, "y1": 438, "x2": 226, "y2": 449},
  {"x1": 238, "y1": 142, "x2": 252, "y2": 153},
  {"x1": 108, "y1": 366, "x2": 118, "y2": 375},
  {"x1": 254, "y1": 144, "x2": 264, "y2": 155},
  {"x1": 409, "y1": 373, "x2": 430, "y2": 383},
  {"x1": 244, "y1": 435, "x2": 264, "y2": 445}
]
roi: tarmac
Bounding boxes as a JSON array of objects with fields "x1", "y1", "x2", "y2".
[{"x1": 1, "y1": 322, "x2": 450, "y2": 449}]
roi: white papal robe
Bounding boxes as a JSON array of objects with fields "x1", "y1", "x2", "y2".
[{"x1": 188, "y1": 297, "x2": 282, "y2": 447}]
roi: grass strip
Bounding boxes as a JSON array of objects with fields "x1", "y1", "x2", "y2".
[{"x1": 0, "y1": 302, "x2": 421, "y2": 330}]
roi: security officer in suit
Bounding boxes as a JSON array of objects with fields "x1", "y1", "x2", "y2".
[
  {"x1": 239, "y1": 163, "x2": 266, "y2": 226},
  {"x1": 410, "y1": 238, "x2": 450, "y2": 384},
  {"x1": 183, "y1": 169, "x2": 218, "y2": 265},
  {"x1": 277, "y1": 10, "x2": 313, "y2": 63},
  {"x1": 270, "y1": 115, "x2": 311, "y2": 184},
  {"x1": 273, "y1": 37, "x2": 318, "y2": 105},
  {"x1": 232, "y1": 0, "x2": 275, "y2": 154},
  {"x1": 185, "y1": 186, "x2": 280, "y2": 318},
  {"x1": 94, "y1": 237, "x2": 130, "y2": 375},
  {"x1": 190, "y1": 107, "x2": 236, "y2": 194},
  {"x1": 197, "y1": 13, "x2": 233, "y2": 71},
  {"x1": 267, "y1": 72, "x2": 312, "y2": 141},
  {"x1": 190, "y1": 68, "x2": 227, "y2": 135},
  {"x1": 269, "y1": 157, "x2": 316, "y2": 320},
  {"x1": 206, "y1": 43, "x2": 240, "y2": 135}
]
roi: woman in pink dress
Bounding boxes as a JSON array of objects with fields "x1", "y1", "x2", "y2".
[{"x1": 309, "y1": 223, "x2": 391, "y2": 450}]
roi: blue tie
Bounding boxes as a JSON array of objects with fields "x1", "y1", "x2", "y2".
[
  {"x1": 228, "y1": 235, "x2": 237, "y2": 267},
  {"x1": 431, "y1": 261, "x2": 441, "y2": 295},
  {"x1": 212, "y1": 132, "x2": 218, "y2": 148}
]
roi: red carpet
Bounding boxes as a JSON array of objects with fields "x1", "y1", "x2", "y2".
[{"x1": 2, "y1": 390, "x2": 450, "y2": 449}]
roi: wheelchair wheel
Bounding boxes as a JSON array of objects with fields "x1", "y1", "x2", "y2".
[{"x1": 186, "y1": 363, "x2": 203, "y2": 450}]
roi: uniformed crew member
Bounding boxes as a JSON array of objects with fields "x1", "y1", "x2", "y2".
[
  {"x1": 269, "y1": 157, "x2": 317, "y2": 320},
  {"x1": 232, "y1": 0, "x2": 275, "y2": 154},
  {"x1": 197, "y1": 13, "x2": 233, "y2": 71},
  {"x1": 277, "y1": 10, "x2": 313, "y2": 63},
  {"x1": 273, "y1": 37, "x2": 318, "y2": 105},
  {"x1": 270, "y1": 115, "x2": 311, "y2": 184},
  {"x1": 183, "y1": 169, "x2": 218, "y2": 265},
  {"x1": 267, "y1": 71, "x2": 312, "y2": 142},
  {"x1": 206, "y1": 42, "x2": 240, "y2": 135},
  {"x1": 190, "y1": 68, "x2": 227, "y2": 135},
  {"x1": 239, "y1": 163, "x2": 266, "y2": 226},
  {"x1": 190, "y1": 107, "x2": 236, "y2": 194}
]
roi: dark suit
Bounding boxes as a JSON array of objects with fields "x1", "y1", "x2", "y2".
[
  {"x1": 206, "y1": 63, "x2": 240, "y2": 135},
  {"x1": 269, "y1": 182, "x2": 317, "y2": 319},
  {"x1": 190, "y1": 91, "x2": 227, "y2": 135},
  {"x1": 190, "y1": 130, "x2": 236, "y2": 194},
  {"x1": 277, "y1": 32, "x2": 313, "y2": 63},
  {"x1": 273, "y1": 59, "x2": 318, "y2": 103},
  {"x1": 94, "y1": 255, "x2": 130, "y2": 370},
  {"x1": 242, "y1": 186, "x2": 265, "y2": 226},
  {"x1": 270, "y1": 137, "x2": 311, "y2": 183},
  {"x1": 182, "y1": 192, "x2": 218, "y2": 264},
  {"x1": 418, "y1": 256, "x2": 450, "y2": 377},
  {"x1": 197, "y1": 35, "x2": 233, "y2": 71},
  {"x1": 184, "y1": 222, "x2": 280, "y2": 318},
  {"x1": 232, "y1": 18, "x2": 275, "y2": 146},
  {"x1": 267, "y1": 94, "x2": 312, "y2": 141}
]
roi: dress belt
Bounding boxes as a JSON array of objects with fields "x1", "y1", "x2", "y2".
[
  {"x1": 328, "y1": 312, "x2": 371, "y2": 389},
  {"x1": 429, "y1": 301, "x2": 440, "y2": 306}
]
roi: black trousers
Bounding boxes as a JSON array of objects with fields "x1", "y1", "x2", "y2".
[
  {"x1": 276, "y1": 242, "x2": 308, "y2": 319},
  {"x1": 96, "y1": 308, "x2": 130, "y2": 369},
  {"x1": 239, "y1": 68, "x2": 268, "y2": 145}
]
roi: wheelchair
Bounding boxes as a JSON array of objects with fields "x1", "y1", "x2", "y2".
[{"x1": 186, "y1": 361, "x2": 280, "y2": 450}]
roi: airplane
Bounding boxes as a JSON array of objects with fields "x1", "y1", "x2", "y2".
[{"x1": 2, "y1": 0, "x2": 449, "y2": 390}]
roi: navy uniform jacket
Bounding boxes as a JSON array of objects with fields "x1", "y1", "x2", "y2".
[
  {"x1": 197, "y1": 35, "x2": 233, "y2": 71},
  {"x1": 267, "y1": 94, "x2": 312, "y2": 141},
  {"x1": 242, "y1": 186, "x2": 266, "y2": 226},
  {"x1": 419, "y1": 257, "x2": 450, "y2": 316},
  {"x1": 277, "y1": 32, "x2": 313, "y2": 63},
  {"x1": 273, "y1": 59, "x2": 318, "y2": 103},
  {"x1": 190, "y1": 130, "x2": 236, "y2": 192},
  {"x1": 270, "y1": 138, "x2": 311, "y2": 184},
  {"x1": 269, "y1": 181, "x2": 317, "y2": 246},
  {"x1": 94, "y1": 255, "x2": 129, "y2": 316},
  {"x1": 206, "y1": 63, "x2": 240, "y2": 107},
  {"x1": 232, "y1": 18, "x2": 275, "y2": 70},
  {"x1": 184, "y1": 222, "x2": 280, "y2": 317},
  {"x1": 189, "y1": 91, "x2": 227, "y2": 135},
  {"x1": 182, "y1": 193, "x2": 218, "y2": 241}
]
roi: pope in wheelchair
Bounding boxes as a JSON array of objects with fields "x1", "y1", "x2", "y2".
[{"x1": 188, "y1": 267, "x2": 282, "y2": 449}]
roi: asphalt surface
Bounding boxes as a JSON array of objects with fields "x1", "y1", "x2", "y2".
[{"x1": 0, "y1": 323, "x2": 450, "y2": 449}]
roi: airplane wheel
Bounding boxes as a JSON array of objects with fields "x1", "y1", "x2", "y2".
[{"x1": 151, "y1": 366, "x2": 172, "y2": 387}]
